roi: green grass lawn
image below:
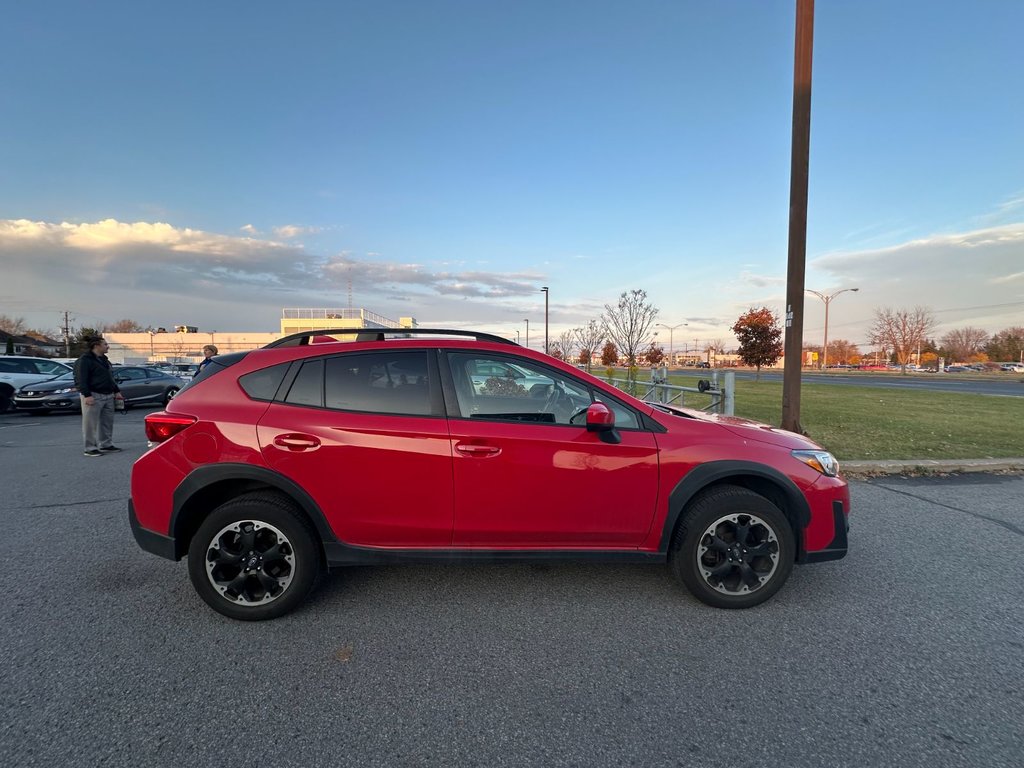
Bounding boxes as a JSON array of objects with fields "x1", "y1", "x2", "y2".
[{"x1": 660, "y1": 375, "x2": 1024, "y2": 461}]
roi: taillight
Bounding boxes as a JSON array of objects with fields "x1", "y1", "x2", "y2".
[{"x1": 145, "y1": 411, "x2": 197, "y2": 442}]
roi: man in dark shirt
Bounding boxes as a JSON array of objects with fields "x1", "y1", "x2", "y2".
[{"x1": 74, "y1": 337, "x2": 124, "y2": 457}]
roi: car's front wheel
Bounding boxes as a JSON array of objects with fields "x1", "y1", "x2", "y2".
[
  {"x1": 670, "y1": 485, "x2": 795, "y2": 608},
  {"x1": 187, "y1": 493, "x2": 321, "y2": 620}
]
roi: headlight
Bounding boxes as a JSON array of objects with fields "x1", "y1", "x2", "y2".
[
  {"x1": 791, "y1": 449, "x2": 839, "y2": 477},
  {"x1": 53, "y1": 387, "x2": 77, "y2": 394}
]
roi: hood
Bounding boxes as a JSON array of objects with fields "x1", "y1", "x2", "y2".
[
  {"x1": 651, "y1": 403, "x2": 825, "y2": 451},
  {"x1": 21, "y1": 376, "x2": 76, "y2": 393}
]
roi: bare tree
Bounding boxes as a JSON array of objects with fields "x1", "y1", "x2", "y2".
[
  {"x1": 0, "y1": 315, "x2": 27, "y2": 335},
  {"x1": 104, "y1": 318, "x2": 147, "y2": 333},
  {"x1": 557, "y1": 330, "x2": 576, "y2": 362},
  {"x1": 870, "y1": 307, "x2": 937, "y2": 373},
  {"x1": 601, "y1": 289, "x2": 659, "y2": 377},
  {"x1": 710, "y1": 337, "x2": 726, "y2": 366},
  {"x1": 574, "y1": 320, "x2": 606, "y2": 373},
  {"x1": 940, "y1": 326, "x2": 989, "y2": 364}
]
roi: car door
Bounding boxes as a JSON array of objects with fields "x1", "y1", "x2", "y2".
[
  {"x1": 257, "y1": 349, "x2": 455, "y2": 547},
  {"x1": 115, "y1": 367, "x2": 154, "y2": 403},
  {"x1": 444, "y1": 351, "x2": 659, "y2": 549}
]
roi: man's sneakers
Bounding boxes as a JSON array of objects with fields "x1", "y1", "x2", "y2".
[{"x1": 84, "y1": 446, "x2": 122, "y2": 457}]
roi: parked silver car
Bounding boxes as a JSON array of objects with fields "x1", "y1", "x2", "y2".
[{"x1": 0, "y1": 356, "x2": 72, "y2": 412}]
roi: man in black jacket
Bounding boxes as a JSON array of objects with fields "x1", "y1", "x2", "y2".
[{"x1": 74, "y1": 337, "x2": 124, "y2": 457}]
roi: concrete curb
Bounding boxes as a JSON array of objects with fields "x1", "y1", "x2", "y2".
[{"x1": 841, "y1": 458, "x2": 1024, "y2": 478}]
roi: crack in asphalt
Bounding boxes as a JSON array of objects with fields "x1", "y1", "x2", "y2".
[
  {"x1": 26, "y1": 497, "x2": 126, "y2": 510},
  {"x1": 866, "y1": 481, "x2": 1024, "y2": 537}
]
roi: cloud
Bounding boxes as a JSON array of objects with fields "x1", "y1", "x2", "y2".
[
  {"x1": 809, "y1": 222, "x2": 1024, "y2": 341},
  {"x1": 320, "y1": 255, "x2": 544, "y2": 299},
  {"x1": 273, "y1": 224, "x2": 321, "y2": 239},
  {"x1": 0, "y1": 217, "x2": 555, "y2": 331},
  {"x1": 240, "y1": 224, "x2": 259, "y2": 234},
  {"x1": 991, "y1": 271, "x2": 1024, "y2": 285},
  {"x1": 738, "y1": 270, "x2": 786, "y2": 289}
]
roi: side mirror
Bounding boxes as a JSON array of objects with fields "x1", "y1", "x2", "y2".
[
  {"x1": 585, "y1": 401, "x2": 615, "y2": 431},
  {"x1": 586, "y1": 402, "x2": 621, "y2": 444},
  {"x1": 114, "y1": 376, "x2": 125, "y2": 383}
]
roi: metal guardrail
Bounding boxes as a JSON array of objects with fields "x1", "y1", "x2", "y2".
[{"x1": 606, "y1": 369, "x2": 735, "y2": 416}]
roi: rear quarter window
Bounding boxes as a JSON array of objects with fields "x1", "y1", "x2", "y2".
[{"x1": 238, "y1": 362, "x2": 292, "y2": 402}]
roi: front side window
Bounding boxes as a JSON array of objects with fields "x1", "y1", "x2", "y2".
[
  {"x1": 324, "y1": 351, "x2": 432, "y2": 416},
  {"x1": 448, "y1": 353, "x2": 602, "y2": 426}
]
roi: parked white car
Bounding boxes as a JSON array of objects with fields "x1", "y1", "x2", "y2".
[
  {"x1": 1001, "y1": 363, "x2": 1024, "y2": 373},
  {"x1": 0, "y1": 356, "x2": 72, "y2": 412}
]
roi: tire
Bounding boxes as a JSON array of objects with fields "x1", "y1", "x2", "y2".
[
  {"x1": 187, "y1": 492, "x2": 321, "y2": 621},
  {"x1": 0, "y1": 389, "x2": 13, "y2": 414},
  {"x1": 164, "y1": 387, "x2": 179, "y2": 404},
  {"x1": 669, "y1": 485, "x2": 795, "y2": 609}
]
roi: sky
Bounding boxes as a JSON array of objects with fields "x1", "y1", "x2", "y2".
[{"x1": 2, "y1": 0, "x2": 1022, "y2": 354}]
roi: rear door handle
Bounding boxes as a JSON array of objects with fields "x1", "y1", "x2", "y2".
[
  {"x1": 455, "y1": 443, "x2": 501, "y2": 457},
  {"x1": 273, "y1": 434, "x2": 321, "y2": 452}
]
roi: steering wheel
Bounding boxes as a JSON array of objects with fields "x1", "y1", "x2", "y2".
[{"x1": 542, "y1": 383, "x2": 567, "y2": 419}]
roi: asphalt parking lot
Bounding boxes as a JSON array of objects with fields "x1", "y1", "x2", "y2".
[{"x1": 1, "y1": 410, "x2": 1022, "y2": 767}]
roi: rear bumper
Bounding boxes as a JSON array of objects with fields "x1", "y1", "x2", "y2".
[{"x1": 129, "y1": 500, "x2": 179, "y2": 561}]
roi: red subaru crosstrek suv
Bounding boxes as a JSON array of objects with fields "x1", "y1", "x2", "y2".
[{"x1": 129, "y1": 329, "x2": 850, "y2": 620}]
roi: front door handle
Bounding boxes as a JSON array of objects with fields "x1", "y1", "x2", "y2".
[
  {"x1": 455, "y1": 443, "x2": 501, "y2": 457},
  {"x1": 273, "y1": 434, "x2": 322, "y2": 452}
]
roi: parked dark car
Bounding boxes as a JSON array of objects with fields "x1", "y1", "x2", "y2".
[{"x1": 14, "y1": 366, "x2": 183, "y2": 414}]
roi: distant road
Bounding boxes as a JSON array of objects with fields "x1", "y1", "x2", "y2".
[{"x1": 718, "y1": 370, "x2": 1024, "y2": 398}]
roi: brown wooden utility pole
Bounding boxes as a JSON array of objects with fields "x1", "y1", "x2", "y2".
[{"x1": 781, "y1": 0, "x2": 814, "y2": 434}]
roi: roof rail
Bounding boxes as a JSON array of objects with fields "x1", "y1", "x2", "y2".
[{"x1": 264, "y1": 327, "x2": 519, "y2": 349}]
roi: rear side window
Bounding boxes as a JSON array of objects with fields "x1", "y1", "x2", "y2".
[
  {"x1": 238, "y1": 362, "x2": 291, "y2": 402},
  {"x1": 285, "y1": 360, "x2": 324, "y2": 407},
  {"x1": 325, "y1": 351, "x2": 432, "y2": 415}
]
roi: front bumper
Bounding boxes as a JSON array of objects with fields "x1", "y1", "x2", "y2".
[
  {"x1": 14, "y1": 393, "x2": 80, "y2": 411},
  {"x1": 799, "y1": 500, "x2": 849, "y2": 563},
  {"x1": 128, "y1": 500, "x2": 178, "y2": 561}
]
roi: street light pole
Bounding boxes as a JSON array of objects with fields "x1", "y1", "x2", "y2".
[
  {"x1": 806, "y1": 287, "x2": 859, "y2": 370},
  {"x1": 524, "y1": 319, "x2": 529, "y2": 349},
  {"x1": 656, "y1": 322, "x2": 688, "y2": 366},
  {"x1": 540, "y1": 286, "x2": 549, "y2": 354}
]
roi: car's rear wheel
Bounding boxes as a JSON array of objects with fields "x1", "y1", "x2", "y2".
[
  {"x1": 187, "y1": 493, "x2": 321, "y2": 621},
  {"x1": 670, "y1": 485, "x2": 794, "y2": 608},
  {"x1": 164, "y1": 386, "x2": 179, "y2": 404}
]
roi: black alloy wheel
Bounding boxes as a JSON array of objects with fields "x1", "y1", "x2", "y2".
[
  {"x1": 670, "y1": 485, "x2": 795, "y2": 608},
  {"x1": 187, "y1": 493, "x2": 320, "y2": 620}
]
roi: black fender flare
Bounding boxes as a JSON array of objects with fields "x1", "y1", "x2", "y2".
[
  {"x1": 659, "y1": 460, "x2": 811, "y2": 553},
  {"x1": 170, "y1": 463, "x2": 337, "y2": 558}
]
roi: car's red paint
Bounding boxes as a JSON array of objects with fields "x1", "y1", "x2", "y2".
[{"x1": 129, "y1": 331, "x2": 851, "y2": 616}]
